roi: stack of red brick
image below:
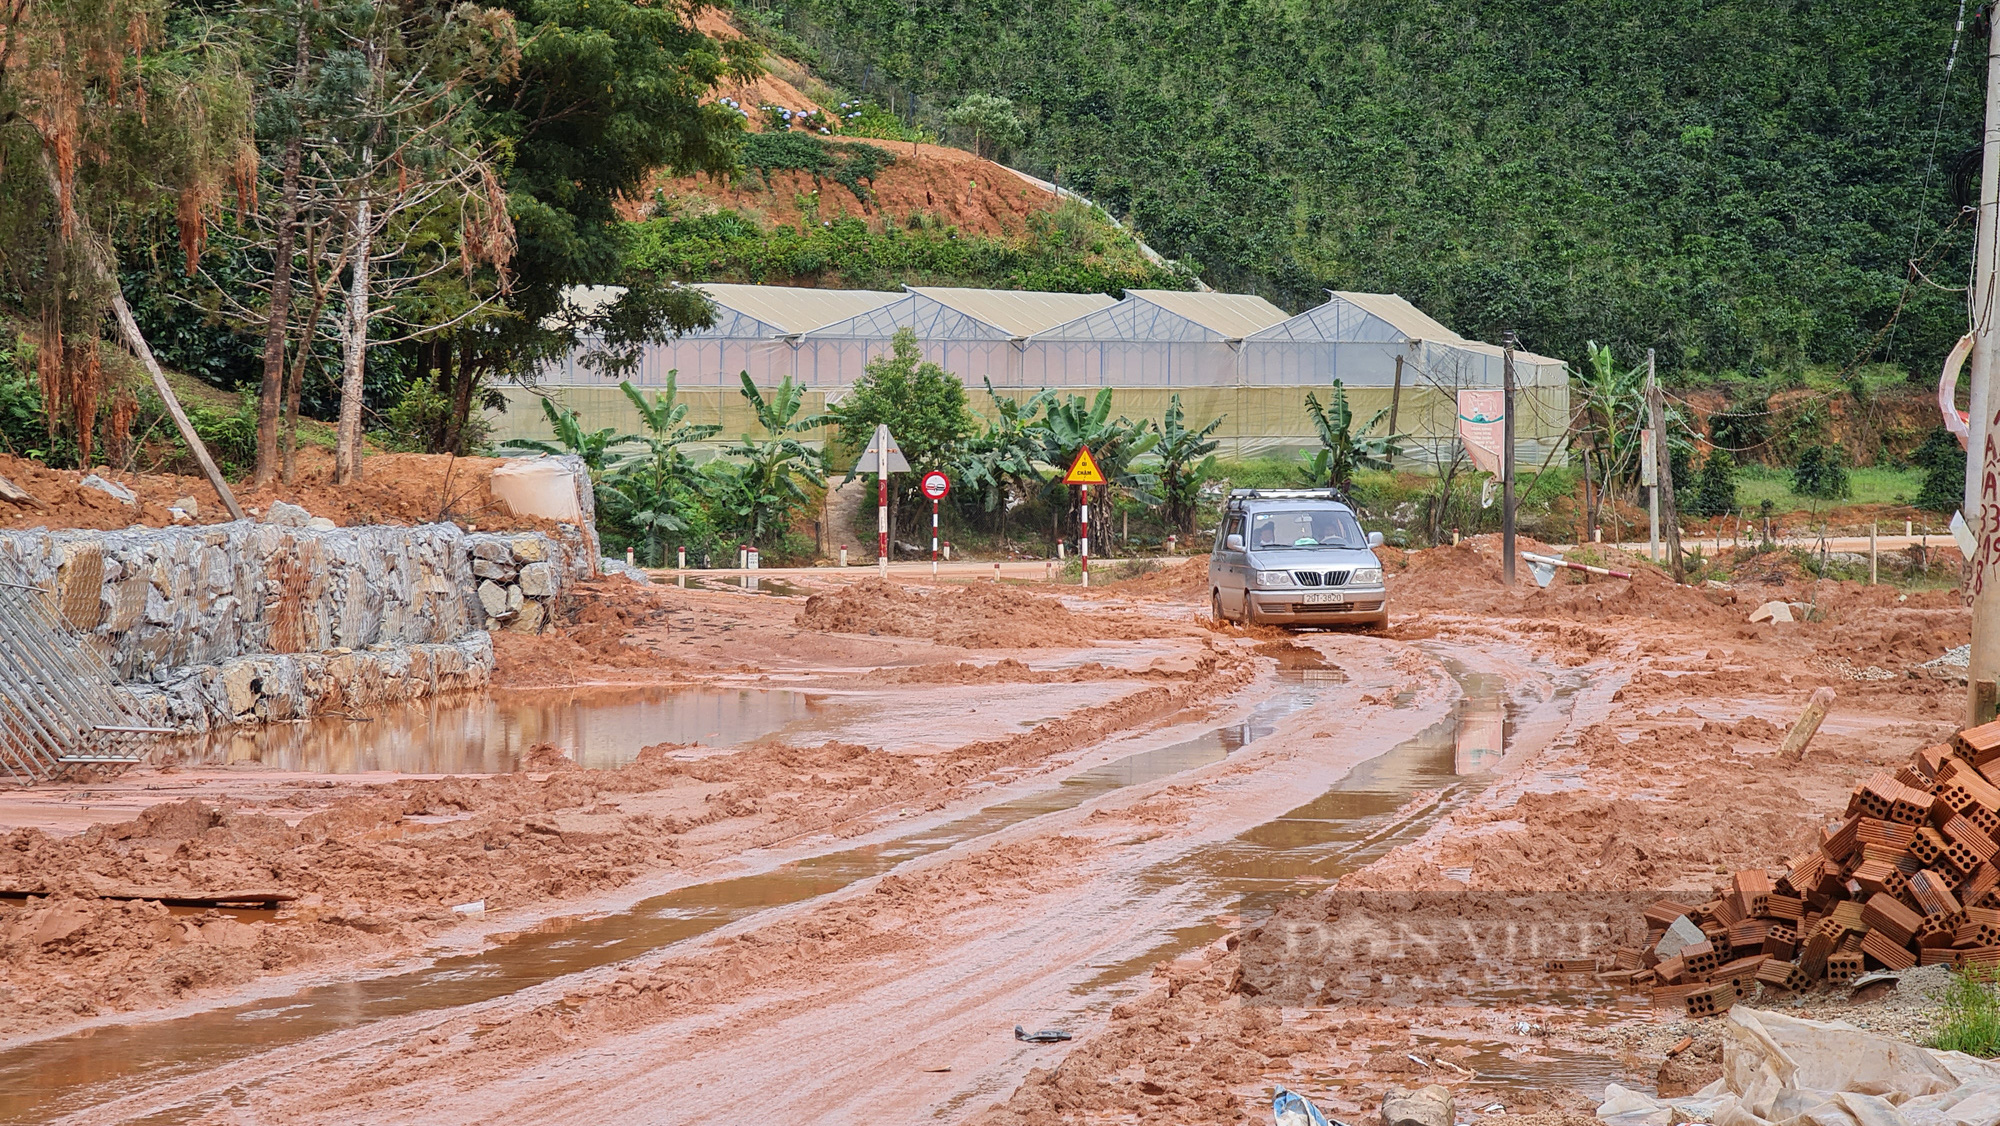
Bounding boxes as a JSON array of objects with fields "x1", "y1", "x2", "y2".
[{"x1": 1607, "y1": 721, "x2": 2000, "y2": 1017}]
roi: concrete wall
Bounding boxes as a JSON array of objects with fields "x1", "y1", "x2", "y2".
[{"x1": 0, "y1": 519, "x2": 592, "y2": 732}]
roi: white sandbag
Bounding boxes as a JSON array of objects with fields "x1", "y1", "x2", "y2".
[{"x1": 491, "y1": 456, "x2": 584, "y2": 523}]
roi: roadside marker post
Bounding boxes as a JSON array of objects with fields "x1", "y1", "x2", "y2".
[
  {"x1": 1064, "y1": 447, "x2": 1106, "y2": 588},
  {"x1": 677, "y1": 545, "x2": 685, "y2": 571},
  {"x1": 921, "y1": 471, "x2": 952, "y2": 578}
]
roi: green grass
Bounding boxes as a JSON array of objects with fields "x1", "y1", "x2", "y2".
[
  {"x1": 1732, "y1": 463, "x2": 1924, "y2": 512},
  {"x1": 1933, "y1": 965, "x2": 2000, "y2": 1056}
]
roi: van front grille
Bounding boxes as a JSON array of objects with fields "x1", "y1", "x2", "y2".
[{"x1": 1293, "y1": 570, "x2": 1352, "y2": 587}]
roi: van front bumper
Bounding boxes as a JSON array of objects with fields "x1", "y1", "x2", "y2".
[{"x1": 1247, "y1": 588, "x2": 1387, "y2": 623}]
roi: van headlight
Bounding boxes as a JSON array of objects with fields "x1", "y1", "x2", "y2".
[
  {"x1": 1349, "y1": 567, "x2": 1383, "y2": 585},
  {"x1": 1254, "y1": 570, "x2": 1295, "y2": 587}
]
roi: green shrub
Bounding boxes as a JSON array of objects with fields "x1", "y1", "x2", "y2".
[
  {"x1": 0, "y1": 339, "x2": 46, "y2": 459},
  {"x1": 1914, "y1": 427, "x2": 1966, "y2": 513},
  {"x1": 182, "y1": 391, "x2": 260, "y2": 478},
  {"x1": 1933, "y1": 965, "x2": 2000, "y2": 1056},
  {"x1": 1688, "y1": 449, "x2": 1739, "y2": 517},
  {"x1": 1791, "y1": 444, "x2": 1851, "y2": 500}
]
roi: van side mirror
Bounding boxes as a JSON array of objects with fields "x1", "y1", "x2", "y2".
[
  {"x1": 1225, "y1": 534, "x2": 1245, "y2": 551},
  {"x1": 1367, "y1": 531, "x2": 1385, "y2": 548}
]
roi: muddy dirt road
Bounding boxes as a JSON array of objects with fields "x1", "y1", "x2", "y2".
[{"x1": 0, "y1": 543, "x2": 1972, "y2": 1124}]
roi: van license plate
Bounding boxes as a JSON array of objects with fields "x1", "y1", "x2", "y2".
[{"x1": 1299, "y1": 591, "x2": 1346, "y2": 605}]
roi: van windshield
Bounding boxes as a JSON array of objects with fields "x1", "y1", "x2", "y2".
[{"x1": 1248, "y1": 509, "x2": 1366, "y2": 549}]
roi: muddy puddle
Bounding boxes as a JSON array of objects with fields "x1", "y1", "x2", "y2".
[
  {"x1": 154, "y1": 686, "x2": 829, "y2": 773},
  {"x1": 676, "y1": 574, "x2": 811, "y2": 597},
  {"x1": 0, "y1": 676, "x2": 1332, "y2": 1121}
]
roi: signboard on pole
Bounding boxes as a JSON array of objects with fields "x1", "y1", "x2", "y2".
[
  {"x1": 853, "y1": 425, "x2": 911, "y2": 475},
  {"x1": 1064, "y1": 447, "x2": 1106, "y2": 485},
  {"x1": 861, "y1": 424, "x2": 908, "y2": 577},
  {"x1": 922, "y1": 471, "x2": 951, "y2": 577},
  {"x1": 1455, "y1": 391, "x2": 1506, "y2": 479}
]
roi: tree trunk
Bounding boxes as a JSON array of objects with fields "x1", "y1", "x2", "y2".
[
  {"x1": 254, "y1": 16, "x2": 311, "y2": 489},
  {"x1": 335, "y1": 166, "x2": 372, "y2": 485},
  {"x1": 443, "y1": 336, "x2": 477, "y2": 454},
  {"x1": 255, "y1": 132, "x2": 303, "y2": 488}
]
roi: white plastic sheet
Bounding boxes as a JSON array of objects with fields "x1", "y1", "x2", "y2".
[{"x1": 1596, "y1": 1008, "x2": 2000, "y2": 1126}]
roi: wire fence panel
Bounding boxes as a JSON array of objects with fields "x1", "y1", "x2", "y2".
[{"x1": 0, "y1": 563, "x2": 154, "y2": 785}]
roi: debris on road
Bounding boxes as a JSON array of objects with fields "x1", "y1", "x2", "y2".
[
  {"x1": 1596, "y1": 1007, "x2": 2000, "y2": 1126},
  {"x1": 1273, "y1": 1086, "x2": 1333, "y2": 1126},
  {"x1": 1628, "y1": 719, "x2": 2000, "y2": 1015},
  {"x1": 1778, "y1": 686, "x2": 1837, "y2": 762},
  {"x1": 1014, "y1": 1024, "x2": 1073, "y2": 1043},
  {"x1": 1380, "y1": 1084, "x2": 1454, "y2": 1126},
  {"x1": 1749, "y1": 600, "x2": 1794, "y2": 623}
]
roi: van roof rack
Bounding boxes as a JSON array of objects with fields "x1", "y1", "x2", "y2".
[{"x1": 1224, "y1": 486, "x2": 1355, "y2": 508}]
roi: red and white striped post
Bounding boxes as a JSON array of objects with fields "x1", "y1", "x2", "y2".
[
  {"x1": 877, "y1": 464, "x2": 889, "y2": 578},
  {"x1": 1080, "y1": 485, "x2": 1090, "y2": 588},
  {"x1": 931, "y1": 499, "x2": 940, "y2": 577}
]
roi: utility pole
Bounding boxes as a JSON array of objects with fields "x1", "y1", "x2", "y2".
[
  {"x1": 1502, "y1": 334, "x2": 1517, "y2": 586},
  {"x1": 1970, "y1": 8, "x2": 2000, "y2": 727},
  {"x1": 1645, "y1": 357, "x2": 1660, "y2": 564},
  {"x1": 1388, "y1": 354, "x2": 1405, "y2": 455},
  {"x1": 1647, "y1": 349, "x2": 1685, "y2": 582}
]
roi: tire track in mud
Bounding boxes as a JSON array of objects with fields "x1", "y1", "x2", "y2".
[{"x1": 28, "y1": 631, "x2": 1585, "y2": 1126}]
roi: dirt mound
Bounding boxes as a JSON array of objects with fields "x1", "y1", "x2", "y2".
[
  {"x1": 0, "y1": 450, "x2": 555, "y2": 533},
  {"x1": 489, "y1": 581, "x2": 694, "y2": 688},
  {"x1": 1387, "y1": 535, "x2": 1744, "y2": 626},
  {"x1": 793, "y1": 578, "x2": 1170, "y2": 648},
  {"x1": 1099, "y1": 555, "x2": 1210, "y2": 597}
]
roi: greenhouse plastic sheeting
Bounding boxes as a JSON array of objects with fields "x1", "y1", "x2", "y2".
[{"x1": 1595, "y1": 1007, "x2": 2000, "y2": 1126}]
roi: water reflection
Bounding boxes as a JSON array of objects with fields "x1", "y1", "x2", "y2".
[{"x1": 157, "y1": 686, "x2": 825, "y2": 774}]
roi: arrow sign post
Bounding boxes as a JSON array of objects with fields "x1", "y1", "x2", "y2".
[
  {"x1": 921, "y1": 470, "x2": 951, "y2": 577},
  {"x1": 1064, "y1": 447, "x2": 1106, "y2": 587},
  {"x1": 854, "y1": 424, "x2": 911, "y2": 577}
]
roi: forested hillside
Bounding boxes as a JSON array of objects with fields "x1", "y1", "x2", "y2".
[{"x1": 739, "y1": 0, "x2": 1982, "y2": 380}]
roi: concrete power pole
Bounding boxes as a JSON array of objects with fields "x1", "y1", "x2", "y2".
[
  {"x1": 1502, "y1": 335, "x2": 1516, "y2": 586},
  {"x1": 1646, "y1": 349, "x2": 1685, "y2": 583},
  {"x1": 1970, "y1": 10, "x2": 2000, "y2": 727}
]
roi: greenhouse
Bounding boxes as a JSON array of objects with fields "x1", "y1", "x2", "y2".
[{"x1": 488, "y1": 284, "x2": 1568, "y2": 466}]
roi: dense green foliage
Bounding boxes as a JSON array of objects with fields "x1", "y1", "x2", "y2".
[
  {"x1": 1687, "y1": 449, "x2": 1739, "y2": 518},
  {"x1": 744, "y1": 0, "x2": 1979, "y2": 378},
  {"x1": 627, "y1": 199, "x2": 1193, "y2": 294},
  {"x1": 1915, "y1": 426, "x2": 1968, "y2": 513},
  {"x1": 1155, "y1": 394, "x2": 1223, "y2": 536},
  {"x1": 740, "y1": 132, "x2": 897, "y2": 202},
  {"x1": 1792, "y1": 445, "x2": 1853, "y2": 501},
  {"x1": 828, "y1": 328, "x2": 975, "y2": 473}
]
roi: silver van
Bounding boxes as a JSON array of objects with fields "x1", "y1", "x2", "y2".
[{"x1": 1208, "y1": 489, "x2": 1388, "y2": 629}]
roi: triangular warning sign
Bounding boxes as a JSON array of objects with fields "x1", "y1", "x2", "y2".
[{"x1": 1064, "y1": 446, "x2": 1106, "y2": 485}]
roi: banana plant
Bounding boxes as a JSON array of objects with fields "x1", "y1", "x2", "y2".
[
  {"x1": 1031, "y1": 387, "x2": 1159, "y2": 497},
  {"x1": 1302, "y1": 380, "x2": 1399, "y2": 491},
  {"x1": 1154, "y1": 394, "x2": 1223, "y2": 535},
  {"x1": 501, "y1": 396, "x2": 623, "y2": 474},
  {"x1": 955, "y1": 381, "x2": 1053, "y2": 514},
  {"x1": 601, "y1": 373, "x2": 720, "y2": 566},
  {"x1": 713, "y1": 372, "x2": 826, "y2": 545}
]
